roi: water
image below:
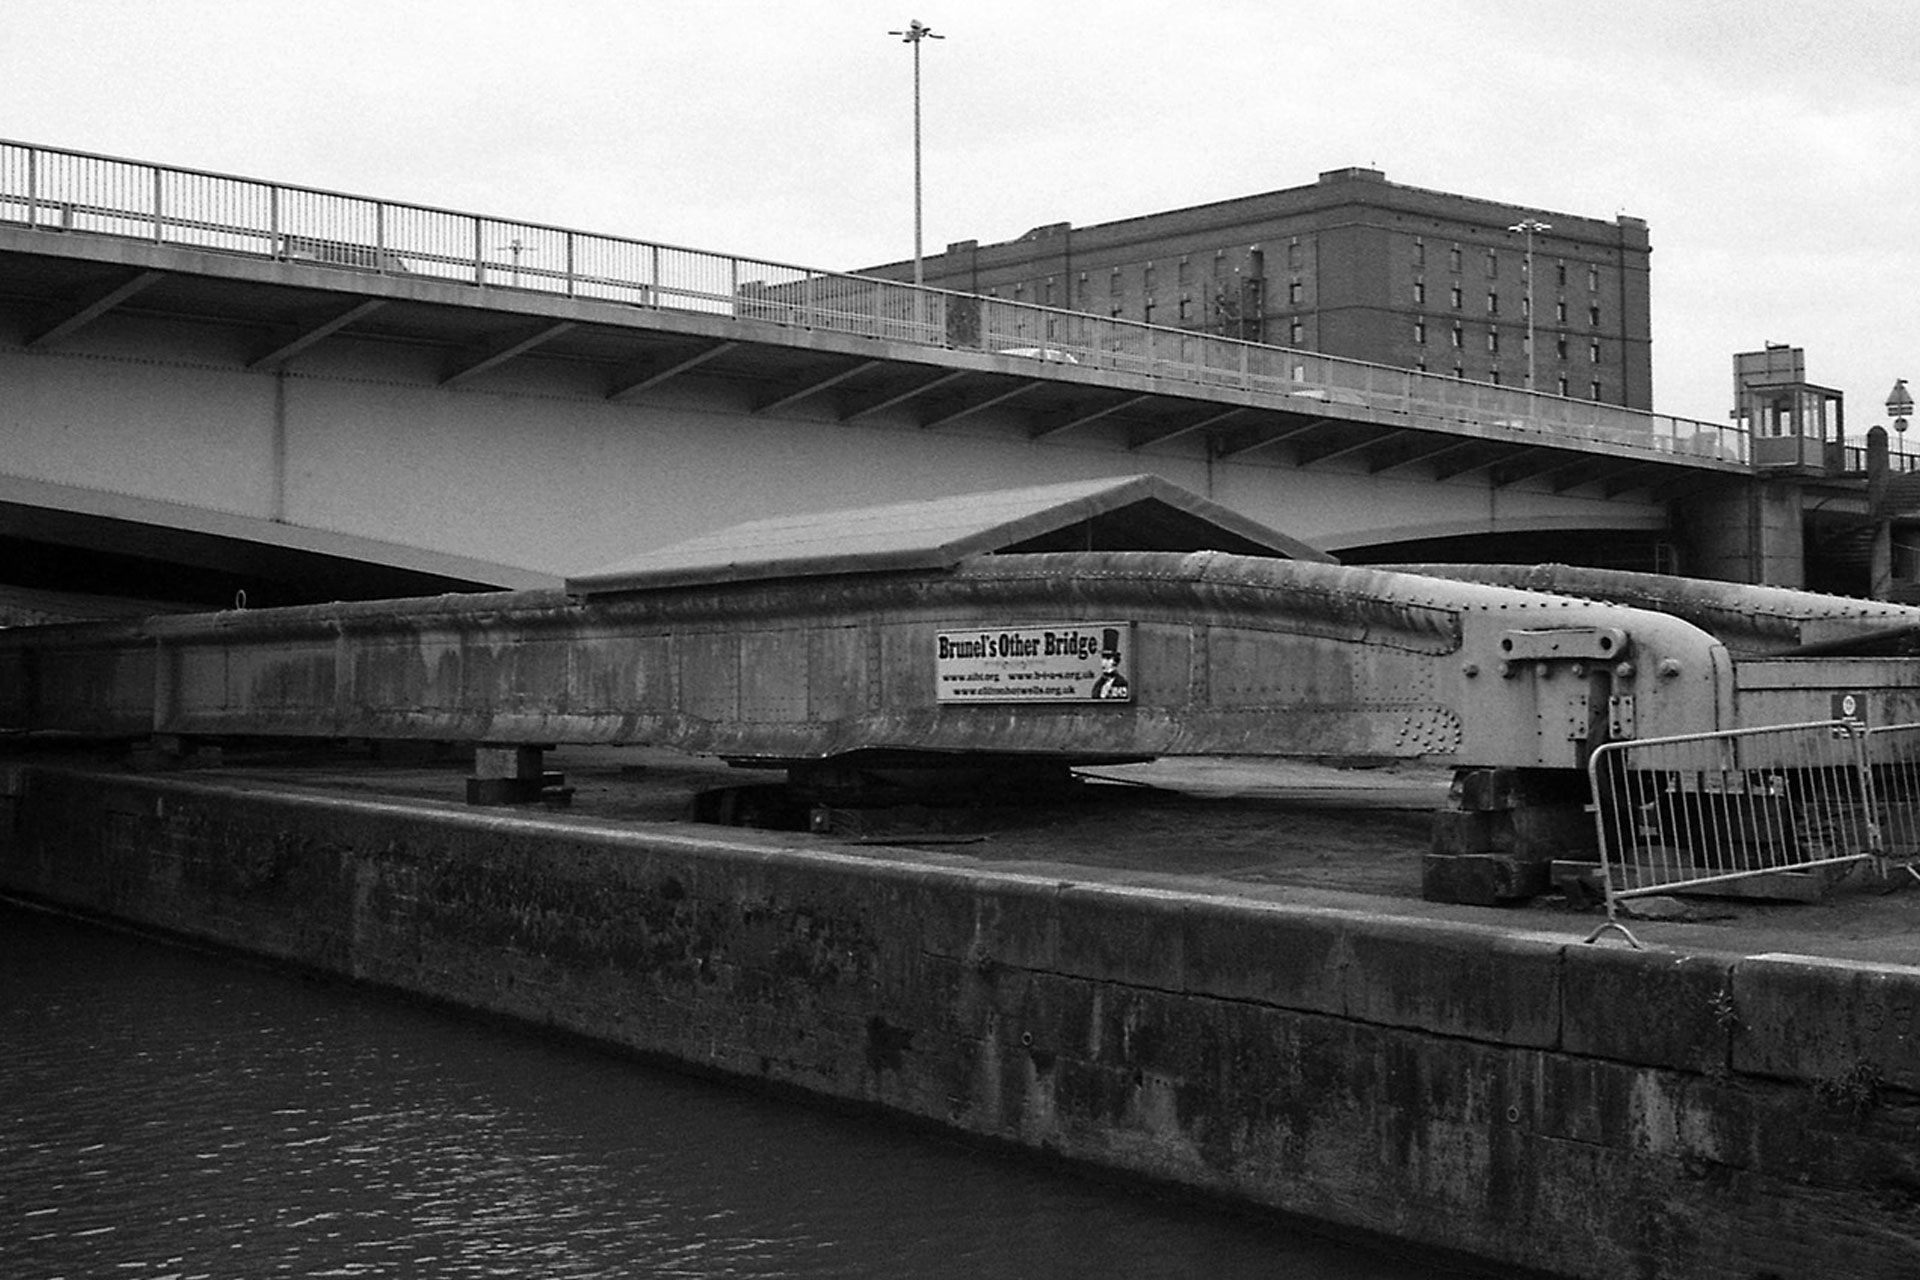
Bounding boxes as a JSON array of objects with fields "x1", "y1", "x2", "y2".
[{"x1": 1, "y1": 901, "x2": 1474, "y2": 1279}]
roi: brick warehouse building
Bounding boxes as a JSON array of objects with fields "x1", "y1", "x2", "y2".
[{"x1": 864, "y1": 167, "x2": 1653, "y2": 410}]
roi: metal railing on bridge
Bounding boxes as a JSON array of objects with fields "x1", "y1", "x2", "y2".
[
  {"x1": 0, "y1": 138, "x2": 1748, "y2": 467},
  {"x1": 1838, "y1": 444, "x2": 1920, "y2": 475}
]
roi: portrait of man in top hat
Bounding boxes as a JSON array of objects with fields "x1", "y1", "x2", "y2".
[{"x1": 1090, "y1": 627, "x2": 1130, "y2": 700}]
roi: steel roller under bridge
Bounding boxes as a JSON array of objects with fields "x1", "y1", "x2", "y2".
[{"x1": 0, "y1": 139, "x2": 1756, "y2": 620}]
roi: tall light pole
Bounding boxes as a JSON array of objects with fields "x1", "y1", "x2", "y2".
[
  {"x1": 889, "y1": 19, "x2": 942, "y2": 288},
  {"x1": 1508, "y1": 218, "x2": 1551, "y2": 391}
]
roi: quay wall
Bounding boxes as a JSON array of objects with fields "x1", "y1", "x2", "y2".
[{"x1": 4, "y1": 763, "x2": 1919, "y2": 1279}]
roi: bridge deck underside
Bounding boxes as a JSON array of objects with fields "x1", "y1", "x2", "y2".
[
  {"x1": 0, "y1": 228, "x2": 1732, "y2": 493},
  {"x1": 0, "y1": 227, "x2": 1725, "y2": 609}
]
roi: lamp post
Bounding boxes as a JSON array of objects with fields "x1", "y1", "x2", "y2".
[
  {"x1": 1508, "y1": 218, "x2": 1551, "y2": 391},
  {"x1": 889, "y1": 19, "x2": 943, "y2": 289},
  {"x1": 497, "y1": 237, "x2": 531, "y2": 287}
]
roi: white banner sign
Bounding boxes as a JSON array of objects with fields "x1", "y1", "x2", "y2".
[{"x1": 935, "y1": 622, "x2": 1134, "y2": 703}]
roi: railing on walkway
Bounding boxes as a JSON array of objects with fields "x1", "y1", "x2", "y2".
[
  {"x1": 1587, "y1": 720, "x2": 1920, "y2": 945},
  {"x1": 0, "y1": 137, "x2": 1749, "y2": 467},
  {"x1": 1838, "y1": 444, "x2": 1920, "y2": 475}
]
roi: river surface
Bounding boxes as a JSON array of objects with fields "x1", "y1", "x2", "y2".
[{"x1": 1, "y1": 901, "x2": 1483, "y2": 1279}]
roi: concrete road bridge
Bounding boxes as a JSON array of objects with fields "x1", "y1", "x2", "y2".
[{"x1": 0, "y1": 139, "x2": 1780, "y2": 616}]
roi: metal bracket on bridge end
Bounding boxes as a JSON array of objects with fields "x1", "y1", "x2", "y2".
[{"x1": 1498, "y1": 627, "x2": 1629, "y2": 663}]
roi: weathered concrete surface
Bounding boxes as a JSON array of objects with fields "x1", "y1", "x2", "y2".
[{"x1": 3, "y1": 754, "x2": 1919, "y2": 1279}]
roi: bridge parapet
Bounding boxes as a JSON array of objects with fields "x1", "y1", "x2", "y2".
[{"x1": 0, "y1": 137, "x2": 1747, "y2": 471}]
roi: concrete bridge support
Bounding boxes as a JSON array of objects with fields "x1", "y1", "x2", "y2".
[{"x1": 1679, "y1": 480, "x2": 1809, "y2": 588}]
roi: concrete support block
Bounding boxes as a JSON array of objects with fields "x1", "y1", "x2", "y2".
[
  {"x1": 1179, "y1": 898, "x2": 1347, "y2": 1013},
  {"x1": 1333, "y1": 916, "x2": 1564, "y2": 1047},
  {"x1": 866, "y1": 865, "x2": 987, "y2": 964},
  {"x1": 1429, "y1": 771, "x2": 1592, "y2": 903},
  {"x1": 475, "y1": 744, "x2": 543, "y2": 781},
  {"x1": 467, "y1": 745, "x2": 569, "y2": 806},
  {"x1": 1449, "y1": 767, "x2": 1588, "y2": 813},
  {"x1": 1562, "y1": 945, "x2": 1734, "y2": 1073},
  {"x1": 1731, "y1": 952, "x2": 1920, "y2": 1094},
  {"x1": 1679, "y1": 480, "x2": 1807, "y2": 589},
  {"x1": 955, "y1": 875, "x2": 1062, "y2": 975},
  {"x1": 1511, "y1": 803, "x2": 1598, "y2": 859},
  {"x1": 1430, "y1": 809, "x2": 1497, "y2": 855},
  {"x1": 1053, "y1": 884, "x2": 1188, "y2": 989},
  {"x1": 1421, "y1": 852, "x2": 1548, "y2": 905}
]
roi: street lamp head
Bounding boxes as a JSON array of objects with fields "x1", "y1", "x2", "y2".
[
  {"x1": 890, "y1": 19, "x2": 942, "y2": 41},
  {"x1": 1507, "y1": 218, "x2": 1552, "y2": 235}
]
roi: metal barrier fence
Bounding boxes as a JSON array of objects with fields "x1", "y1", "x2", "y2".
[
  {"x1": 1864, "y1": 723, "x2": 1920, "y2": 862},
  {"x1": 0, "y1": 136, "x2": 1750, "y2": 467},
  {"x1": 1586, "y1": 720, "x2": 1920, "y2": 945}
]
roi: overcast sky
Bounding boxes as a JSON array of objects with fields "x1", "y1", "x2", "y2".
[{"x1": 5, "y1": 0, "x2": 1914, "y2": 429}]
